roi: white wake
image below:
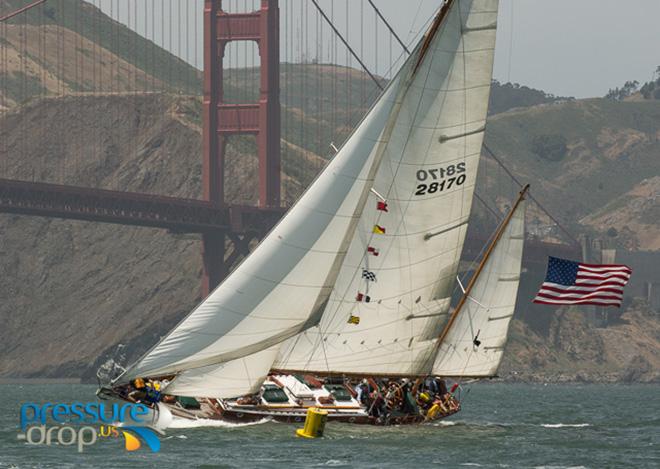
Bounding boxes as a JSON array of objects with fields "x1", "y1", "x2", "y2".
[
  {"x1": 167, "y1": 417, "x2": 272, "y2": 429},
  {"x1": 541, "y1": 423, "x2": 591, "y2": 428}
]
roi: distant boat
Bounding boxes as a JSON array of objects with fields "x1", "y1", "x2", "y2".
[{"x1": 98, "y1": 0, "x2": 527, "y2": 426}]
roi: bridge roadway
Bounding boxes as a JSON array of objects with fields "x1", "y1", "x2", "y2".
[
  {"x1": 0, "y1": 177, "x2": 579, "y2": 264},
  {"x1": 0, "y1": 177, "x2": 284, "y2": 235}
]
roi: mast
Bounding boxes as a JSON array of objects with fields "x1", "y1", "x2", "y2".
[
  {"x1": 414, "y1": 0, "x2": 454, "y2": 73},
  {"x1": 435, "y1": 184, "x2": 530, "y2": 348}
]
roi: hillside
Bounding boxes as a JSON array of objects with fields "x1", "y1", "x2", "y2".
[
  {"x1": 0, "y1": 0, "x2": 200, "y2": 104},
  {"x1": 0, "y1": 92, "x2": 659, "y2": 382},
  {"x1": 482, "y1": 98, "x2": 660, "y2": 250},
  {"x1": 581, "y1": 176, "x2": 660, "y2": 250},
  {"x1": 500, "y1": 303, "x2": 660, "y2": 383}
]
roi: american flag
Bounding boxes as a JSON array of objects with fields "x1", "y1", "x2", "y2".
[{"x1": 533, "y1": 257, "x2": 632, "y2": 307}]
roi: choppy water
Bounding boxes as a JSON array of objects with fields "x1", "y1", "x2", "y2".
[{"x1": 0, "y1": 383, "x2": 658, "y2": 468}]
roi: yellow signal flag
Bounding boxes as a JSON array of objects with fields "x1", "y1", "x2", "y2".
[
  {"x1": 372, "y1": 224, "x2": 386, "y2": 235},
  {"x1": 347, "y1": 315, "x2": 360, "y2": 325}
]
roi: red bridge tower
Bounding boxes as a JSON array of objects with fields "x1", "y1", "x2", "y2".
[{"x1": 202, "y1": 0, "x2": 281, "y2": 295}]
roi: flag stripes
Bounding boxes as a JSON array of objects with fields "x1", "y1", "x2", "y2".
[{"x1": 533, "y1": 257, "x2": 631, "y2": 308}]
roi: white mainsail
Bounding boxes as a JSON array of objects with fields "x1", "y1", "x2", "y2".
[
  {"x1": 118, "y1": 48, "x2": 409, "y2": 384},
  {"x1": 432, "y1": 197, "x2": 526, "y2": 377},
  {"x1": 274, "y1": 0, "x2": 500, "y2": 376}
]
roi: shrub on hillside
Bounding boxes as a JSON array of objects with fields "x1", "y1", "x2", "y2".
[
  {"x1": 634, "y1": 66, "x2": 660, "y2": 100},
  {"x1": 531, "y1": 134, "x2": 568, "y2": 162},
  {"x1": 605, "y1": 80, "x2": 639, "y2": 101},
  {"x1": 489, "y1": 80, "x2": 573, "y2": 115}
]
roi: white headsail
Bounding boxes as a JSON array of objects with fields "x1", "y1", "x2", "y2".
[
  {"x1": 432, "y1": 196, "x2": 526, "y2": 377},
  {"x1": 163, "y1": 346, "x2": 280, "y2": 398},
  {"x1": 274, "y1": 0, "x2": 500, "y2": 376},
  {"x1": 118, "y1": 48, "x2": 409, "y2": 384}
]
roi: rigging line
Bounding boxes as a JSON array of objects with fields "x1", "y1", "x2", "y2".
[
  {"x1": 345, "y1": 0, "x2": 349, "y2": 130},
  {"x1": 482, "y1": 143, "x2": 580, "y2": 247},
  {"x1": 474, "y1": 190, "x2": 503, "y2": 221},
  {"x1": 309, "y1": 0, "x2": 382, "y2": 91},
  {"x1": 301, "y1": 0, "x2": 305, "y2": 157},
  {"x1": 316, "y1": 16, "x2": 427, "y2": 161},
  {"x1": 331, "y1": 0, "x2": 336, "y2": 139},
  {"x1": 373, "y1": 3, "x2": 377, "y2": 79},
  {"x1": 333, "y1": 0, "x2": 439, "y2": 141},
  {"x1": 360, "y1": 0, "x2": 364, "y2": 108},
  {"x1": 407, "y1": 1, "x2": 424, "y2": 43},
  {"x1": 366, "y1": 0, "x2": 409, "y2": 54},
  {"x1": 455, "y1": 276, "x2": 481, "y2": 346},
  {"x1": 507, "y1": 0, "x2": 514, "y2": 82},
  {"x1": 452, "y1": 217, "x2": 498, "y2": 304}
]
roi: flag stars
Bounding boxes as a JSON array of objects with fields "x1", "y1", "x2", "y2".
[{"x1": 534, "y1": 256, "x2": 631, "y2": 307}]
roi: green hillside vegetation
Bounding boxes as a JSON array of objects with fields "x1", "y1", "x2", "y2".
[
  {"x1": 483, "y1": 98, "x2": 660, "y2": 245},
  {"x1": 605, "y1": 66, "x2": 660, "y2": 101},
  {"x1": 0, "y1": 70, "x2": 47, "y2": 102},
  {"x1": 488, "y1": 79, "x2": 573, "y2": 115}
]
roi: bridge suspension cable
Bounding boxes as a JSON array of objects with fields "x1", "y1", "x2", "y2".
[
  {"x1": 309, "y1": 0, "x2": 382, "y2": 91},
  {"x1": 366, "y1": 0, "x2": 409, "y2": 54}
]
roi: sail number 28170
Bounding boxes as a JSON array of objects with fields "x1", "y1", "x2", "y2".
[{"x1": 414, "y1": 163, "x2": 466, "y2": 196}]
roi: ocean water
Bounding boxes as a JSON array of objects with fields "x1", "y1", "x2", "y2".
[{"x1": 0, "y1": 383, "x2": 658, "y2": 468}]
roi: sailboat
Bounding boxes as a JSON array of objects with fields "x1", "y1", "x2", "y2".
[{"x1": 98, "y1": 0, "x2": 527, "y2": 426}]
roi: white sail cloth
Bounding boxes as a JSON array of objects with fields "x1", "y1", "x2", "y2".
[
  {"x1": 119, "y1": 58, "x2": 407, "y2": 383},
  {"x1": 274, "y1": 0, "x2": 500, "y2": 376},
  {"x1": 432, "y1": 199, "x2": 525, "y2": 376},
  {"x1": 163, "y1": 346, "x2": 279, "y2": 399}
]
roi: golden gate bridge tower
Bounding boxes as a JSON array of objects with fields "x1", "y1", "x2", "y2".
[{"x1": 202, "y1": 0, "x2": 282, "y2": 294}]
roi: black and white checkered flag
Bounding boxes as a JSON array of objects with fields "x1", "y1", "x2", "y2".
[{"x1": 362, "y1": 269, "x2": 377, "y2": 282}]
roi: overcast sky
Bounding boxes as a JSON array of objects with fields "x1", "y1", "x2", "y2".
[{"x1": 93, "y1": 0, "x2": 660, "y2": 98}]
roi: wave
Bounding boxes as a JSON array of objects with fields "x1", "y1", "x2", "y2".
[
  {"x1": 167, "y1": 417, "x2": 272, "y2": 429},
  {"x1": 541, "y1": 423, "x2": 591, "y2": 428},
  {"x1": 533, "y1": 466, "x2": 589, "y2": 469},
  {"x1": 433, "y1": 421, "x2": 458, "y2": 427}
]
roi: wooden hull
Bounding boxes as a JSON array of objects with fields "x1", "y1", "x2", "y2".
[
  {"x1": 102, "y1": 374, "x2": 463, "y2": 427},
  {"x1": 165, "y1": 398, "x2": 461, "y2": 426}
]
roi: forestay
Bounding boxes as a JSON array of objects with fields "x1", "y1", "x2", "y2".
[
  {"x1": 275, "y1": 0, "x2": 500, "y2": 376},
  {"x1": 118, "y1": 49, "x2": 408, "y2": 384},
  {"x1": 432, "y1": 198, "x2": 526, "y2": 377}
]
